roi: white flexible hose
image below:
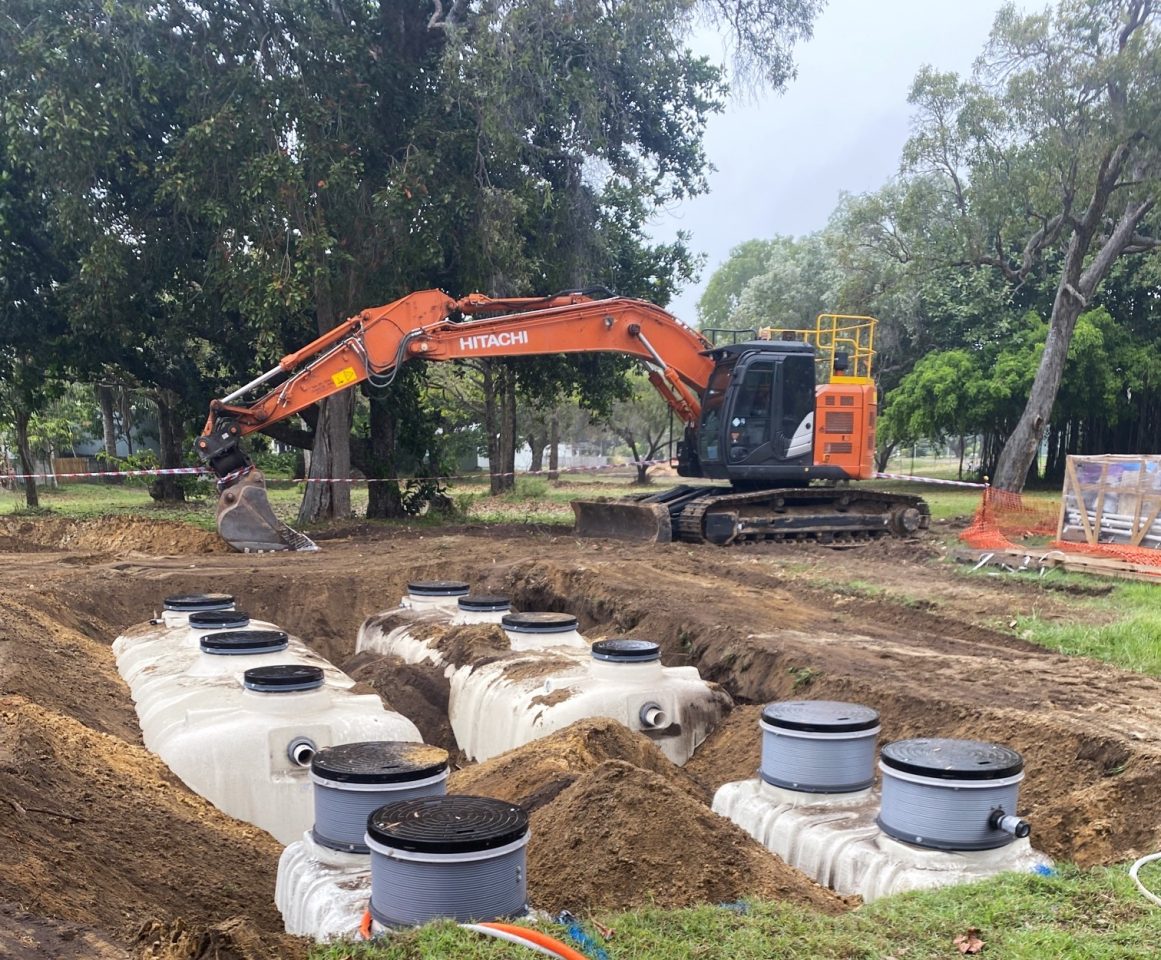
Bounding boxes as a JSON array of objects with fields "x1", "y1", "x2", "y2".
[
  {"x1": 460, "y1": 924, "x2": 557, "y2": 956},
  {"x1": 1130, "y1": 852, "x2": 1161, "y2": 907}
]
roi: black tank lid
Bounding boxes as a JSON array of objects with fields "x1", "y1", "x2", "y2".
[
  {"x1": 457, "y1": 594, "x2": 511, "y2": 613},
  {"x1": 762, "y1": 700, "x2": 880, "y2": 734},
  {"x1": 591, "y1": 638, "x2": 660, "y2": 663},
  {"x1": 407, "y1": 580, "x2": 470, "y2": 597},
  {"x1": 243, "y1": 664, "x2": 324, "y2": 693},
  {"x1": 367, "y1": 795, "x2": 528, "y2": 854},
  {"x1": 312, "y1": 741, "x2": 449, "y2": 785},
  {"x1": 164, "y1": 593, "x2": 234, "y2": 613},
  {"x1": 880, "y1": 738, "x2": 1024, "y2": 781},
  {"x1": 501, "y1": 611, "x2": 579, "y2": 633},
  {"x1": 199, "y1": 629, "x2": 289, "y2": 655},
  {"x1": 189, "y1": 610, "x2": 251, "y2": 630}
]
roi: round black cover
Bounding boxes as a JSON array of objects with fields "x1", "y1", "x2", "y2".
[
  {"x1": 591, "y1": 638, "x2": 660, "y2": 663},
  {"x1": 761, "y1": 700, "x2": 880, "y2": 734},
  {"x1": 243, "y1": 664, "x2": 324, "y2": 692},
  {"x1": 407, "y1": 580, "x2": 470, "y2": 597},
  {"x1": 367, "y1": 795, "x2": 528, "y2": 854},
  {"x1": 189, "y1": 610, "x2": 251, "y2": 630},
  {"x1": 457, "y1": 594, "x2": 511, "y2": 612},
  {"x1": 880, "y1": 738, "x2": 1024, "y2": 781},
  {"x1": 312, "y1": 741, "x2": 449, "y2": 784},
  {"x1": 199, "y1": 630, "x2": 289, "y2": 654},
  {"x1": 164, "y1": 593, "x2": 234, "y2": 612},
  {"x1": 501, "y1": 611, "x2": 579, "y2": 633}
]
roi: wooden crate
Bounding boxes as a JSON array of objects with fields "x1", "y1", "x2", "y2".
[{"x1": 1058, "y1": 454, "x2": 1161, "y2": 549}]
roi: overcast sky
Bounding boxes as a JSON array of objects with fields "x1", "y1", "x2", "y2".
[{"x1": 652, "y1": 0, "x2": 1019, "y2": 324}]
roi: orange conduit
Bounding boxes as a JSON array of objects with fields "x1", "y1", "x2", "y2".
[
  {"x1": 478, "y1": 922, "x2": 592, "y2": 960},
  {"x1": 358, "y1": 910, "x2": 593, "y2": 959}
]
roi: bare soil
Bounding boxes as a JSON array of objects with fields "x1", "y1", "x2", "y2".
[{"x1": 1, "y1": 514, "x2": 1159, "y2": 950}]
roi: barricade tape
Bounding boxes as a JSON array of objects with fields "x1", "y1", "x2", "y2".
[
  {"x1": 2, "y1": 460, "x2": 670, "y2": 484},
  {"x1": 874, "y1": 472, "x2": 988, "y2": 489}
]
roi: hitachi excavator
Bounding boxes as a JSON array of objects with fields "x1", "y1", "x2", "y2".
[{"x1": 196, "y1": 288, "x2": 928, "y2": 552}]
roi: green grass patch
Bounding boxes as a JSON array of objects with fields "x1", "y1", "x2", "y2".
[
  {"x1": 308, "y1": 865, "x2": 1161, "y2": 959},
  {"x1": 1015, "y1": 580, "x2": 1161, "y2": 675}
]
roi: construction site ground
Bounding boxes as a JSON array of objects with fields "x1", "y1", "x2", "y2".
[{"x1": 1, "y1": 512, "x2": 1160, "y2": 958}]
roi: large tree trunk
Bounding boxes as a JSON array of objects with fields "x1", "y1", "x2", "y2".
[
  {"x1": 97, "y1": 384, "x2": 121, "y2": 482},
  {"x1": 992, "y1": 164, "x2": 1154, "y2": 492},
  {"x1": 482, "y1": 361, "x2": 516, "y2": 494},
  {"x1": 298, "y1": 392, "x2": 354, "y2": 524},
  {"x1": 150, "y1": 390, "x2": 186, "y2": 503},
  {"x1": 527, "y1": 432, "x2": 546, "y2": 473},
  {"x1": 548, "y1": 412, "x2": 560, "y2": 480},
  {"x1": 13, "y1": 407, "x2": 38, "y2": 509},
  {"x1": 366, "y1": 393, "x2": 404, "y2": 519}
]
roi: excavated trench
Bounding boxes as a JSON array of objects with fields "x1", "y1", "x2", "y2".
[{"x1": 2, "y1": 516, "x2": 1161, "y2": 956}]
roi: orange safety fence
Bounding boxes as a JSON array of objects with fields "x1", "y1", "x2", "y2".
[{"x1": 961, "y1": 486, "x2": 1161, "y2": 567}]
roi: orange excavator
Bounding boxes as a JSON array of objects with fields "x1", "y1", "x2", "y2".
[{"x1": 196, "y1": 288, "x2": 928, "y2": 551}]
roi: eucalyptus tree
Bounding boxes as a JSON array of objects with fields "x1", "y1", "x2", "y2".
[{"x1": 896, "y1": 0, "x2": 1161, "y2": 491}]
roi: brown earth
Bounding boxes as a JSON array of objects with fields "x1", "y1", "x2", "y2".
[
  {"x1": 526, "y1": 760, "x2": 847, "y2": 914},
  {"x1": 1, "y1": 515, "x2": 1160, "y2": 949}
]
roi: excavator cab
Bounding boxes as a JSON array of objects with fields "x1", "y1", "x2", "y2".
[{"x1": 686, "y1": 341, "x2": 822, "y2": 484}]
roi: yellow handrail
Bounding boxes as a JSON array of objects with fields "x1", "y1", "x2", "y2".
[{"x1": 757, "y1": 314, "x2": 877, "y2": 381}]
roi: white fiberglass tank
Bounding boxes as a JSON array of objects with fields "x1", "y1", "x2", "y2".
[
  {"x1": 449, "y1": 638, "x2": 730, "y2": 765},
  {"x1": 499, "y1": 612, "x2": 589, "y2": 652},
  {"x1": 135, "y1": 628, "x2": 355, "y2": 751},
  {"x1": 450, "y1": 594, "x2": 512, "y2": 625},
  {"x1": 115, "y1": 605, "x2": 285, "y2": 694},
  {"x1": 112, "y1": 592, "x2": 234, "y2": 662},
  {"x1": 153, "y1": 665, "x2": 422, "y2": 844},
  {"x1": 713, "y1": 707, "x2": 1051, "y2": 901},
  {"x1": 276, "y1": 741, "x2": 450, "y2": 940},
  {"x1": 400, "y1": 580, "x2": 470, "y2": 613}
]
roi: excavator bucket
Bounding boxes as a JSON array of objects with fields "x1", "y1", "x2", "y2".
[
  {"x1": 216, "y1": 468, "x2": 318, "y2": 552},
  {"x1": 571, "y1": 498, "x2": 673, "y2": 543}
]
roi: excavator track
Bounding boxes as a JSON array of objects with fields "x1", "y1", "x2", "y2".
[{"x1": 574, "y1": 485, "x2": 929, "y2": 546}]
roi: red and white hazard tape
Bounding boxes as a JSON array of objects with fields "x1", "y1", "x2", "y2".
[{"x1": 874, "y1": 472, "x2": 988, "y2": 489}]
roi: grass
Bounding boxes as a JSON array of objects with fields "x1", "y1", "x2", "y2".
[
  {"x1": 1014, "y1": 580, "x2": 1161, "y2": 675},
  {"x1": 309, "y1": 864, "x2": 1161, "y2": 959}
]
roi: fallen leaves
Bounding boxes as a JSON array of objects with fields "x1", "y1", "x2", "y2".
[{"x1": 953, "y1": 927, "x2": 985, "y2": 954}]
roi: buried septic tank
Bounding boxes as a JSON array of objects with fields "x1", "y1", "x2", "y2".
[
  {"x1": 402, "y1": 580, "x2": 470, "y2": 613},
  {"x1": 151, "y1": 664, "x2": 422, "y2": 845},
  {"x1": 365, "y1": 795, "x2": 530, "y2": 928},
  {"x1": 448, "y1": 637, "x2": 731, "y2": 766},
  {"x1": 277, "y1": 741, "x2": 450, "y2": 940},
  {"x1": 713, "y1": 706, "x2": 1051, "y2": 901},
  {"x1": 451, "y1": 594, "x2": 512, "y2": 625}
]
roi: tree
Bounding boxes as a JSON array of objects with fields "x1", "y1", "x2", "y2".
[
  {"x1": 900, "y1": 0, "x2": 1161, "y2": 491},
  {"x1": 697, "y1": 239, "x2": 779, "y2": 328},
  {"x1": 608, "y1": 374, "x2": 673, "y2": 484}
]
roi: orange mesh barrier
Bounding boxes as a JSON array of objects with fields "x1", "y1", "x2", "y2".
[{"x1": 961, "y1": 487, "x2": 1161, "y2": 567}]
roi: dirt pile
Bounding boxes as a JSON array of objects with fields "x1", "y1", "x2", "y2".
[
  {"x1": 526, "y1": 760, "x2": 848, "y2": 914},
  {"x1": 132, "y1": 918, "x2": 304, "y2": 960},
  {"x1": 449, "y1": 717, "x2": 708, "y2": 809},
  {"x1": 343, "y1": 651, "x2": 459, "y2": 757},
  {"x1": 684, "y1": 704, "x2": 763, "y2": 792},
  {"x1": 0, "y1": 516, "x2": 226, "y2": 556},
  {"x1": 0, "y1": 696, "x2": 295, "y2": 950}
]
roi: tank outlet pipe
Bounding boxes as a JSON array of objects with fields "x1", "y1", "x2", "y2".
[
  {"x1": 288, "y1": 737, "x2": 318, "y2": 767},
  {"x1": 639, "y1": 702, "x2": 667, "y2": 729},
  {"x1": 989, "y1": 808, "x2": 1031, "y2": 839}
]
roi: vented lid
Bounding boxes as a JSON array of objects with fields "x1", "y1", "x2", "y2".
[
  {"x1": 880, "y1": 738, "x2": 1024, "y2": 781},
  {"x1": 164, "y1": 593, "x2": 234, "y2": 612},
  {"x1": 312, "y1": 741, "x2": 449, "y2": 785},
  {"x1": 591, "y1": 638, "x2": 660, "y2": 663},
  {"x1": 367, "y1": 795, "x2": 528, "y2": 854},
  {"x1": 407, "y1": 580, "x2": 470, "y2": 597},
  {"x1": 243, "y1": 664, "x2": 324, "y2": 693},
  {"x1": 200, "y1": 629, "x2": 289, "y2": 655},
  {"x1": 189, "y1": 610, "x2": 251, "y2": 630},
  {"x1": 761, "y1": 700, "x2": 880, "y2": 734},
  {"x1": 457, "y1": 594, "x2": 511, "y2": 613},
  {"x1": 501, "y1": 611, "x2": 579, "y2": 633}
]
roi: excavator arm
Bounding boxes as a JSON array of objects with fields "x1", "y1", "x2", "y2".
[{"x1": 197, "y1": 289, "x2": 714, "y2": 551}]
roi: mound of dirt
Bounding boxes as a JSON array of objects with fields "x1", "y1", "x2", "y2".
[
  {"x1": 343, "y1": 650, "x2": 460, "y2": 759},
  {"x1": 683, "y1": 704, "x2": 763, "y2": 793},
  {"x1": 449, "y1": 717, "x2": 708, "y2": 810},
  {"x1": 431, "y1": 622, "x2": 512, "y2": 667},
  {"x1": 526, "y1": 760, "x2": 848, "y2": 914},
  {"x1": 0, "y1": 517, "x2": 226, "y2": 556},
  {"x1": 133, "y1": 918, "x2": 303, "y2": 960},
  {"x1": 0, "y1": 696, "x2": 302, "y2": 955}
]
